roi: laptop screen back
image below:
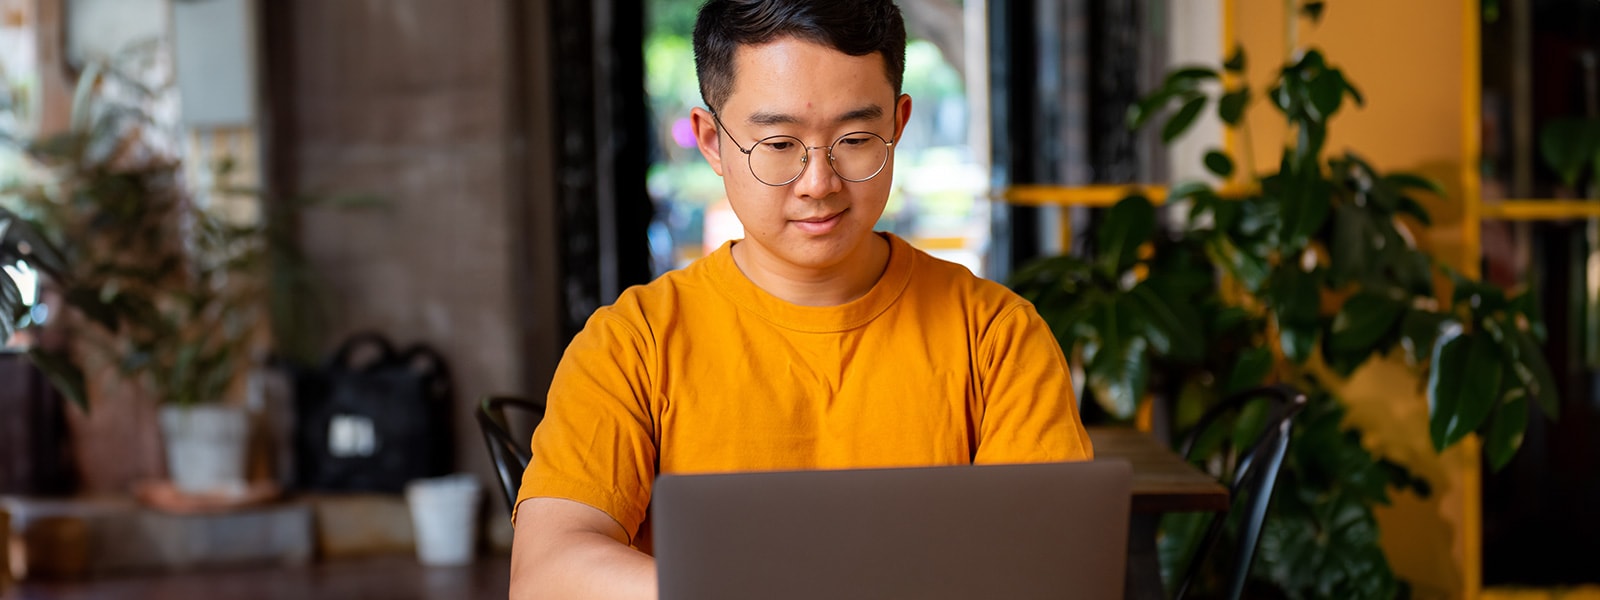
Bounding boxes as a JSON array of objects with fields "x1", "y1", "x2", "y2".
[{"x1": 653, "y1": 460, "x2": 1132, "y2": 600}]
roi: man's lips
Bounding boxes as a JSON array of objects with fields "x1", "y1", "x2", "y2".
[{"x1": 791, "y1": 209, "x2": 847, "y2": 234}]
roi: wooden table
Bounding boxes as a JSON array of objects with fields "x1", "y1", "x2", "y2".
[
  {"x1": 1088, "y1": 426, "x2": 1229, "y2": 600},
  {"x1": 1088, "y1": 426, "x2": 1229, "y2": 513}
]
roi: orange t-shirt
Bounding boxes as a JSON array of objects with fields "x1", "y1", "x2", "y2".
[{"x1": 516, "y1": 233, "x2": 1092, "y2": 544}]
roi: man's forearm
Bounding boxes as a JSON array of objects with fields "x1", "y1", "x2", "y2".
[
  {"x1": 511, "y1": 500, "x2": 658, "y2": 600},
  {"x1": 513, "y1": 530, "x2": 656, "y2": 600}
]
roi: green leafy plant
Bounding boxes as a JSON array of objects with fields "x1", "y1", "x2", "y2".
[
  {"x1": 1012, "y1": 4, "x2": 1556, "y2": 598},
  {"x1": 0, "y1": 54, "x2": 270, "y2": 410},
  {"x1": 1538, "y1": 117, "x2": 1600, "y2": 198}
]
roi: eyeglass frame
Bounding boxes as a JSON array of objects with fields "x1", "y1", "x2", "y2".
[{"x1": 710, "y1": 106, "x2": 900, "y2": 187}]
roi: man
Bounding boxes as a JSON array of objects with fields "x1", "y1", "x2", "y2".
[{"x1": 510, "y1": 1, "x2": 1091, "y2": 598}]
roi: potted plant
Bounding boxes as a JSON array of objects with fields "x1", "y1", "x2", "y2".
[
  {"x1": 0, "y1": 51, "x2": 270, "y2": 496},
  {"x1": 1012, "y1": 4, "x2": 1556, "y2": 597}
]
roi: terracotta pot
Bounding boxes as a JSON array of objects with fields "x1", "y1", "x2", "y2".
[{"x1": 63, "y1": 364, "x2": 165, "y2": 494}]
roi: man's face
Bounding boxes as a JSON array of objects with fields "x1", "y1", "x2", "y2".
[{"x1": 692, "y1": 37, "x2": 912, "y2": 272}]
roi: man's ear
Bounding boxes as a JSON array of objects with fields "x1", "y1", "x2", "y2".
[
  {"x1": 690, "y1": 107, "x2": 726, "y2": 177},
  {"x1": 893, "y1": 94, "x2": 914, "y2": 142}
]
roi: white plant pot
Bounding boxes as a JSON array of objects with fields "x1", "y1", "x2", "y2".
[{"x1": 159, "y1": 404, "x2": 250, "y2": 495}]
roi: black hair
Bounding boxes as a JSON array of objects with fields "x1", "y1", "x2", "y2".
[{"x1": 692, "y1": 0, "x2": 907, "y2": 112}]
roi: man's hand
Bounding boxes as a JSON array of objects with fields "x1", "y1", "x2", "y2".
[{"x1": 510, "y1": 497, "x2": 658, "y2": 600}]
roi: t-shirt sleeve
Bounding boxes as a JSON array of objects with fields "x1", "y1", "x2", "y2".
[
  {"x1": 513, "y1": 310, "x2": 657, "y2": 540},
  {"x1": 973, "y1": 302, "x2": 1094, "y2": 463}
]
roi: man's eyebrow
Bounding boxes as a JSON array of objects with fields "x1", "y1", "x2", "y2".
[
  {"x1": 746, "y1": 111, "x2": 801, "y2": 126},
  {"x1": 744, "y1": 105, "x2": 885, "y2": 127},
  {"x1": 834, "y1": 105, "x2": 884, "y2": 123}
]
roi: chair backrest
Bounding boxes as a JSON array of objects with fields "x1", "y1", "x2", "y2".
[
  {"x1": 476, "y1": 395, "x2": 544, "y2": 516},
  {"x1": 1172, "y1": 384, "x2": 1307, "y2": 600}
]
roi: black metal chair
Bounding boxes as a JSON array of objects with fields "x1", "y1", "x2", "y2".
[
  {"x1": 1171, "y1": 383, "x2": 1308, "y2": 600},
  {"x1": 476, "y1": 395, "x2": 545, "y2": 516}
]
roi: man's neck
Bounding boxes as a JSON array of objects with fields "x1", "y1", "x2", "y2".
[{"x1": 730, "y1": 234, "x2": 892, "y2": 307}]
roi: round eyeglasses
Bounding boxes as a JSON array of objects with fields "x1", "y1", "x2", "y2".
[{"x1": 712, "y1": 112, "x2": 897, "y2": 187}]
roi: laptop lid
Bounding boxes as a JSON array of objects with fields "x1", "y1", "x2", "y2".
[{"x1": 654, "y1": 460, "x2": 1133, "y2": 600}]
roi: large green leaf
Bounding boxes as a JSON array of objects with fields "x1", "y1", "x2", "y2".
[
  {"x1": 1328, "y1": 290, "x2": 1406, "y2": 355},
  {"x1": 1507, "y1": 291, "x2": 1548, "y2": 342},
  {"x1": 1224, "y1": 346, "x2": 1275, "y2": 395},
  {"x1": 1538, "y1": 118, "x2": 1600, "y2": 188},
  {"x1": 0, "y1": 209, "x2": 68, "y2": 280},
  {"x1": 1087, "y1": 320, "x2": 1149, "y2": 420},
  {"x1": 1484, "y1": 390, "x2": 1527, "y2": 472},
  {"x1": 1129, "y1": 281, "x2": 1205, "y2": 363},
  {"x1": 1223, "y1": 44, "x2": 1247, "y2": 73},
  {"x1": 1309, "y1": 68, "x2": 1346, "y2": 122},
  {"x1": 1384, "y1": 173, "x2": 1446, "y2": 198},
  {"x1": 1329, "y1": 203, "x2": 1373, "y2": 287},
  {"x1": 1395, "y1": 195, "x2": 1433, "y2": 226},
  {"x1": 1166, "y1": 181, "x2": 1214, "y2": 204},
  {"x1": 1126, "y1": 88, "x2": 1178, "y2": 130},
  {"x1": 1096, "y1": 195, "x2": 1157, "y2": 275},
  {"x1": 1343, "y1": 78, "x2": 1366, "y2": 107},
  {"x1": 1207, "y1": 236, "x2": 1270, "y2": 292},
  {"x1": 1301, "y1": 1, "x2": 1327, "y2": 22},
  {"x1": 1280, "y1": 174, "x2": 1332, "y2": 252},
  {"x1": 1294, "y1": 49, "x2": 1328, "y2": 76},
  {"x1": 1452, "y1": 279, "x2": 1508, "y2": 314},
  {"x1": 1296, "y1": 121, "x2": 1329, "y2": 168},
  {"x1": 1400, "y1": 310, "x2": 1454, "y2": 366},
  {"x1": 1428, "y1": 331, "x2": 1502, "y2": 451},
  {"x1": 1385, "y1": 249, "x2": 1434, "y2": 297},
  {"x1": 1222, "y1": 44, "x2": 1248, "y2": 73},
  {"x1": 1278, "y1": 318, "x2": 1320, "y2": 366},
  {"x1": 1203, "y1": 150, "x2": 1235, "y2": 178},
  {"x1": 1219, "y1": 87, "x2": 1250, "y2": 126},
  {"x1": 1495, "y1": 315, "x2": 1561, "y2": 421},
  {"x1": 26, "y1": 348, "x2": 88, "y2": 412},
  {"x1": 1163, "y1": 66, "x2": 1220, "y2": 87},
  {"x1": 1163, "y1": 95, "x2": 1208, "y2": 143},
  {"x1": 1236, "y1": 190, "x2": 1283, "y2": 239},
  {"x1": 0, "y1": 264, "x2": 19, "y2": 342},
  {"x1": 1269, "y1": 264, "x2": 1322, "y2": 325}
]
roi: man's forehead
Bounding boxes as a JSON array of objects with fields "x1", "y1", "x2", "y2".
[{"x1": 720, "y1": 37, "x2": 895, "y2": 122}]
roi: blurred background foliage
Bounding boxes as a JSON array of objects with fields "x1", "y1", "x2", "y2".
[{"x1": 1012, "y1": 3, "x2": 1557, "y2": 597}]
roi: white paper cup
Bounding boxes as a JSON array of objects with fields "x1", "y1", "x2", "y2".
[{"x1": 405, "y1": 473, "x2": 483, "y2": 566}]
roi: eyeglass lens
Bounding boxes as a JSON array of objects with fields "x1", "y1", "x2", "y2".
[{"x1": 747, "y1": 132, "x2": 890, "y2": 185}]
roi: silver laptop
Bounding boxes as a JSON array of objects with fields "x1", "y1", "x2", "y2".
[{"x1": 653, "y1": 460, "x2": 1132, "y2": 600}]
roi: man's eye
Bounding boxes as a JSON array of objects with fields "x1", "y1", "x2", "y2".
[
  {"x1": 838, "y1": 135, "x2": 872, "y2": 147},
  {"x1": 762, "y1": 141, "x2": 794, "y2": 151}
]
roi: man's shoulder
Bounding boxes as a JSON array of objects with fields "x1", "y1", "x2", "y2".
[
  {"x1": 899, "y1": 243, "x2": 1031, "y2": 311},
  {"x1": 595, "y1": 253, "x2": 724, "y2": 323}
]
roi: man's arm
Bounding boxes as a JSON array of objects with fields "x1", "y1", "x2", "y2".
[
  {"x1": 973, "y1": 302, "x2": 1093, "y2": 462},
  {"x1": 510, "y1": 497, "x2": 657, "y2": 600}
]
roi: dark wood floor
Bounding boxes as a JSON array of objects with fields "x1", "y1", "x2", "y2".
[{"x1": 10, "y1": 554, "x2": 511, "y2": 599}]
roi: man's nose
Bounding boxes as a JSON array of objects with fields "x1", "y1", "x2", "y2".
[{"x1": 792, "y1": 146, "x2": 843, "y2": 199}]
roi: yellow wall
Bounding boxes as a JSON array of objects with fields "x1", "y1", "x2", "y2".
[
  {"x1": 1238, "y1": 0, "x2": 1470, "y2": 267},
  {"x1": 1235, "y1": 1, "x2": 1476, "y2": 598}
]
